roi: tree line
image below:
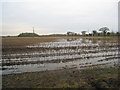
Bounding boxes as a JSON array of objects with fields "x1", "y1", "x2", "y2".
[{"x1": 67, "y1": 27, "x2": 120, "y2": 36}]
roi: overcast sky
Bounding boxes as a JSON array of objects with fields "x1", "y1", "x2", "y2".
[{"x1": 1, "y1": 0, "x2": 119, "y2": 36}]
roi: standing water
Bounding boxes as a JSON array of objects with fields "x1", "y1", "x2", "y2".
[{"x1": 2, "y1": 38, "x2": 119, "y2": 74}]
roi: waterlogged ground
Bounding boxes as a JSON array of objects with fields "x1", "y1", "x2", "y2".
[{"x1": 2, "y1": 37, "x2": 120, "y2": 75}]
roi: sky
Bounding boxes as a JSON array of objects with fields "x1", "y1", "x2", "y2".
[{"x1": 1, "y1": 0, "x2": 119, "y2": 36}]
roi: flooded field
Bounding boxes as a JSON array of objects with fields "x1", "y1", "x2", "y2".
[{"x1": 1, "y1": 37, "x2": 120, "y2": 75}]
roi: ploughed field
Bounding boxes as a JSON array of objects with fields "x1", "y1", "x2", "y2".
[{"x1": 1, "y1": 36, "x2": 120, "y2": 75}]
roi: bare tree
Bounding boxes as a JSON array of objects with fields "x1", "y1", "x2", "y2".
[
  {"x1": 99, "y1": 27, "x2": 109, "y2": 36},
  {"x1": 92, "y1": 30, "x2": 97, "y2": 36}
]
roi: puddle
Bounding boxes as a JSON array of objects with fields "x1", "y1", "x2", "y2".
[{"x1": 2, "y1": 38, "x2": 119, "y2": 75}]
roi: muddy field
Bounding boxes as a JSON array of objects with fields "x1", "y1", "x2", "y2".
[
  {"x1": 1, "y1": 36, "x2": 120, "y2": 75},
  {"x1": 1, "y1": 36, "x2": 120, "y2": 88}
]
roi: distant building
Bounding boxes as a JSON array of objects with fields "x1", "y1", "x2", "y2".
[{"x1": 67, "y1": 32, "x2": 79, "y2": 36}]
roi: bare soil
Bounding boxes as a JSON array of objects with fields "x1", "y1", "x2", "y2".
[{"x1": 2, "y1": 67, "x2": 119, "y2": 89}]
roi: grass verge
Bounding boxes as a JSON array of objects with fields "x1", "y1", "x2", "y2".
[{"x1": 2, "y1": 66, "x2": 119, "y2": 89}]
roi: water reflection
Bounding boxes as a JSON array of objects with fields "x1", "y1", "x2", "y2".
[
  {"x1": 2, "y1": 38, "x2": 119, "y2": 75},
  {"x1": 81, "y1": 39, "x2": 87, "y2": 44}
]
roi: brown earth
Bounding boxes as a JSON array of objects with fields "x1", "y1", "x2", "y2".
[{"x1": 2, "y1": 67, "x2": 119, "y2": 89}]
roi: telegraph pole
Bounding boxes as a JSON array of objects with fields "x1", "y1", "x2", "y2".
[
  {"x1": 33, "y1": 27, "x2": 35, "y2": 37},
  {"x1": 33, "y1": 27, "x2": 35, "y2": 34}
]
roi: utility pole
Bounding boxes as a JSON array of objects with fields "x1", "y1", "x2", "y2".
[
  {"x1": 33, "y1": 27, "x2": 35, "y2": 37},
  {"x1": 33, "y1": 27, "x2": 35, "y2": 34}
]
